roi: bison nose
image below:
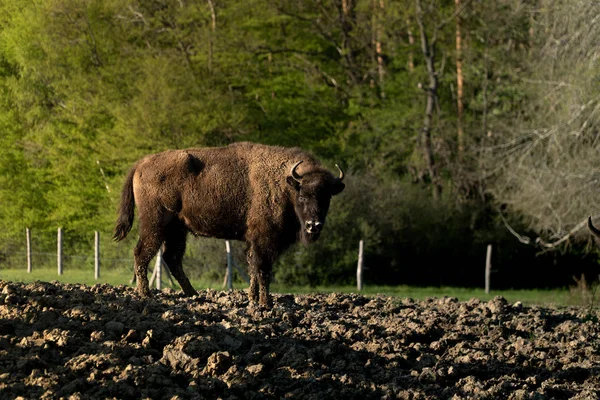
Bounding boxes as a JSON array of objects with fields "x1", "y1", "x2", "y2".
[{"x1": 305, "y1": 220, "x2": 323, "y2": 234}]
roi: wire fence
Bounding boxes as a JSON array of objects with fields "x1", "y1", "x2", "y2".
[
  {"x1": 5, "y1": 251, "x2": 133, "y2": 270},
  {"x1": 0, "y1": 227, "x2": 245, "y2": 285},
  {"x1": 2, "y1": 227, "x2": 371, "y2": 291},
  {"x1": 0, "y1": 228, "x2": 136, "y2": 277}
]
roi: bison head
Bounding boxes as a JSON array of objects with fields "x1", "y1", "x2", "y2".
[{"x1": 287, "y1": 160, "x2": 345, "y2": 244}]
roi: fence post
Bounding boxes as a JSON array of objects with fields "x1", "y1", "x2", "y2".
[
  {"x1": 357, "y1": 240, "x2": 364, "y2": 291},
  {"x1": 155, "y1": 247, "x2": 162, "y2": 290},
  {"x1": 26, "y1": 228, "x2": 32, "y2": 273},
  {"x1": 225, "y1": 240, "x2": 233, "y2": 291},
  {"x1": 57, "y1": 227, "x2": 63, "y2": 276},
  {"x1": 485, "y1": 244, "x2": 492, "y2": 294},
  {"x1": 94, "y1": 231, "x2": 100, "y2": 280}
]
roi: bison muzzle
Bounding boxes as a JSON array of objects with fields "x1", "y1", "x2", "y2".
[{"x1": 113, "y1": 142, "x2": 345, "y2": 307}]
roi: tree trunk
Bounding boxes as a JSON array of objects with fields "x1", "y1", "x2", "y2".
[
  {"x1": 407, "y1": 17, "x2": 415, "y2": 72},
  {"x1": 374, "y1": 0, "x2": 385, "y2": 98},
  {"x1": 207, "y1": 0, "x2": 216, "y2": 74},
  {"x1": 455, "y1": 0, "x2": 464, "y2": 158},
  {"x1": 415, "y1": 0, "x2": 442, "y2": 199},
  {"x1": 340, "y1": 0, "x2": 358, "y2": 85},
  {"x1": 342, "y1": 0, "x2": 349, "y2": 15},
  {"x1": 482, "y1": 35, "x2": 489, "y2": 137}
]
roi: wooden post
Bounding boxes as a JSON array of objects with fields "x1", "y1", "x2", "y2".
[
  {"x1": 26, "y1": 228, "x2": 32, "y2": 273},
  {"x1": 155, "y1": 247, "x2": 162, "y2": 290},
  {"x1": 225, "y1": 240, "x2": 233, "y2": 291},
  {"x1": 57, "y1": 227, "x2": 63, "y2": 276},
  {"x1": 485, "y1": 244, "x2": 492, "y2": 294},
  {"x1": 94, "y1": 231, "x2": 100, "y2": 280},
  {"x1": 357, "y1": 240, "x2": 364, "y2": 291}
]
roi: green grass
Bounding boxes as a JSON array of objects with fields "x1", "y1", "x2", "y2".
[
  {"x1": 270, "y1": 284, "x2": 576, "y2": 306},
  {"x1": 0, "y1": 267, "x2": 133, "y2": 287},
  {"x1": 0, "y1": 267, "x2": 585, "y2": 307}
]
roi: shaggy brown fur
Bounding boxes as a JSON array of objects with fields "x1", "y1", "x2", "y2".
[{"x1": 113, "y1": 142, "x2": 345, "y2": 306}]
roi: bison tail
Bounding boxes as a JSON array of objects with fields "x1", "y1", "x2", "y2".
[{"x1": 113, "y1": 166, "x2": 137, "y2": 241}]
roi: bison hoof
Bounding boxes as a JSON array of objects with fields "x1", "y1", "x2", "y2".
[
  {"x1": 247, "y1": 294, "x2": 273, "y2": 309},
  {"x1": 183, "y1": 289, "x2": 198, "y2": 297},
  {"x1": 259, "y1": 297, "x2": 273, "y2": 309}
]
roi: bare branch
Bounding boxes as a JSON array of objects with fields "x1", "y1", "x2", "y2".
[
  {"x1": 502, "y1": 213, "x2": 595, "y2": 252},
  {"x1": 500, "y1": 214, "x2": 531, "y2": 245},
  {"x1": 535, "y1": 216, "x2": 590, "y2": 249}
]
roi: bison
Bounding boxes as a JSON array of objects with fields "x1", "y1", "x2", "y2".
[{"x1": 113, "y1": 142, "x2": 345, "y2": 306}]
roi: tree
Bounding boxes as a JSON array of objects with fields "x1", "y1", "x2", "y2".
[{"x1": 482, "y1": 1, "x2": 600, "y2": 244}]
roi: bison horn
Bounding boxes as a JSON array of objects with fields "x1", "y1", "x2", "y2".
[
  {"x1": 588, "y1": 216, "x2": 600, "y2": 239},
  {"x1": 335, "y1": 164, "x2": 344, "y2": 181},
  {"x1": 291, "y1": 160, "x2": 303, "y2": 183}
]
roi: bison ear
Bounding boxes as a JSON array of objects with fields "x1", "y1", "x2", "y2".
[
  {"x1": 331, "y1": 181, "x2": 345, "y2": 196},
  {"x1": 286, "y1": 176, "x2": 301, "y2": 191}
]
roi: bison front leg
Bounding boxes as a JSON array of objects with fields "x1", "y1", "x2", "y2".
[{"x1": 247, "y1": 245, "x2": 273, "y2": 307}]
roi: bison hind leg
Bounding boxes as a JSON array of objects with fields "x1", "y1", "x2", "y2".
[
  {"x1": 134, "y1": 236, "x2": 162, "y2": 298},
  {"x1": 134, "y1": 207, "x2": 173, "y2": 297},
  {"x1": 163, "y1": 220, "x2": 197, "y2": 297}
]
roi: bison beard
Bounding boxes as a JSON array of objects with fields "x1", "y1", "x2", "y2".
[{"x1": 113, "y1": 142, "x2": 345, "y2": 307}]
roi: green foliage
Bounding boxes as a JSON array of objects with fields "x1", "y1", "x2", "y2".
[{"x1": 0, "y1": 0, "x2": 597, "y2": 288}]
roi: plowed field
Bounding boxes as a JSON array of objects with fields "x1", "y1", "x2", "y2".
[{"x1": 0, "y1": 280, "x2": 599, "y2": 399}]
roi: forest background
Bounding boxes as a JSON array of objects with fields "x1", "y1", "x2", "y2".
[{"x1": 1, "y1": 0, "x2": 599, "y2": 289}]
